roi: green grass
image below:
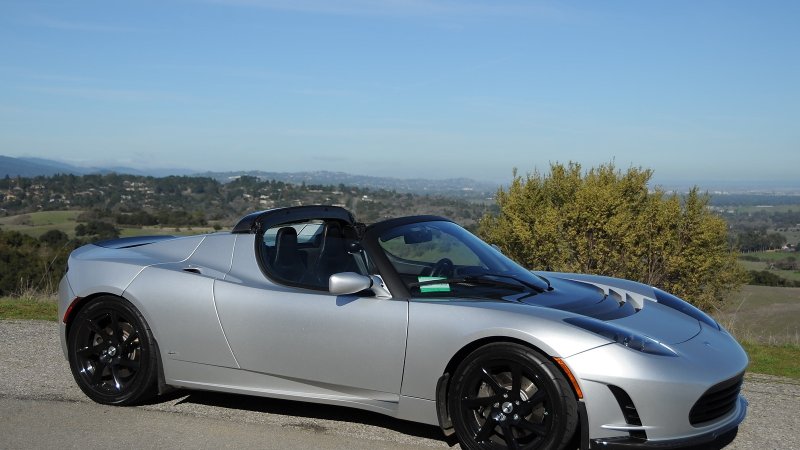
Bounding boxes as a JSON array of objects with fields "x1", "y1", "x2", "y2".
[
  {"x1": 0, "y1": 210, "x2": 216, "y2": 238},
  {"x1": 738, "y1": 252, "x2": 800, "y2": 282},
  {"x1": 742, "y1": 251, "x2": 798, "y2": 261},
  {"x1": 0, "y1": 210, "x2": 83, "y2": 237},
  {"x1": 741, "y1": 341, "x2": 800, "y2": 380},
  {"x1": 0, "y1": 296, "x2": 58, "y2": 321}
]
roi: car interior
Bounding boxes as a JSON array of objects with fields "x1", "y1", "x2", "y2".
[{"x1": 260, "y1": 219, "x2": 368, "y2": 289}]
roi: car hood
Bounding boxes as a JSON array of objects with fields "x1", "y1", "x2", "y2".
[{"x1": 519, "y1": 274, "x2": 702, "y2": 345}]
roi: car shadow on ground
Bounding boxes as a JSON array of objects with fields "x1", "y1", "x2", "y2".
[
  {"x1": 143, "y1": 390, "x2": 739, "y2": 450},
  {"x1": 155, "y1": 389, "x2": 457, "y2": 446}
]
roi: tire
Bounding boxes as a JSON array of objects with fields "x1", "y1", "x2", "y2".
[
  {"x1": 448, "y1": 343, "x2": 578, "y2": 450},
  {"x1": 67, "y1": 295, "x2": 158, "y2": 405}
]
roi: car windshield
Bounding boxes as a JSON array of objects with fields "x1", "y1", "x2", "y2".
[{"x1": 376, "y1": 220, "x2": 549, "y2": 298}]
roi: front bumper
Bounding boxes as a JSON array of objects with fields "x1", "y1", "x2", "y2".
[{"x1": 588, "y1": 396, "x2": 746, "y2": 449}]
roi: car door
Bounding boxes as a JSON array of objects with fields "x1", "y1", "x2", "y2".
[{"x1": 214, "y1": 213, "x2": 408, "y2": 400}]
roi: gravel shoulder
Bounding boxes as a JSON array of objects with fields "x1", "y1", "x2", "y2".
[{"x1": 1, "y1": 320, "x2": 798, "y2": 449}]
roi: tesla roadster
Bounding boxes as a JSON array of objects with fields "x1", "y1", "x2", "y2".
[{"x1": 58, "y1": 205, "x2": 747, "y2": 449}]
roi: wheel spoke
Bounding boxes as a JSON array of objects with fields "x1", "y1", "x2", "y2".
[
  {"x1": 116, "y1": 358, "x2": 140, "y2": 370},
  {"x1": 516, "y1": 418, "x2": 548, "y2": 436},
  {"x1": 77, "y1": 344, "x2": 102, "y2": 358},
  {"x1": 480, "y1": 367, "x2": 506, "y2": 394},
  {"x1": 473, "y1": 418, "x2": 497, "y2": 443},
  {"x1": 519, "y1": 389, "x2": 546, "y2": 415},
  {"x1": 121, "y1": 331, "x2": 139, "y2": 352},
  {"x1": 86, "y1": 318, "x2": 107, "y2": 338},
  {"x1": 89, "y1": 361, "x2": 106, "y2": 385},
  {"x1": 462, "y1": 394, "x2": 502, "y2": 409},
  {"x1": 109, "y1": 312, "x2": 122, "y2": 345},
  {"x1": 510, "y1": 361, "x2": 522, "y2": 397},
  {"x1": 110, "y1": 365, "x2": 124, "y2": 392},
  {"x1": 500, "y1": 422, "x2": 520, "y2": 450}
]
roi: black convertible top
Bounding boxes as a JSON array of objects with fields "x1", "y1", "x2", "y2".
[{"x1": 231, "y1": 205, "x2": 355, "y2": 234}]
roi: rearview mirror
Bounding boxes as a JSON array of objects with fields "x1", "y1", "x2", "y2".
[
  {"x1": 403, "y1": 228, "x2": 433, "y2": 244},
  {"x1": 329, "y1": 272, "x2": 372, "y2": 295}
]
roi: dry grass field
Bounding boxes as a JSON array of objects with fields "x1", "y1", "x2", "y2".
[{"x1": 716, "y1": 285, "x2": 800, "y2": 345}]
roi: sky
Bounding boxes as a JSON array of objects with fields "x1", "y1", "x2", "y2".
[{"x1": 1, "y1": 0, "x2": 798, "y2": 186}]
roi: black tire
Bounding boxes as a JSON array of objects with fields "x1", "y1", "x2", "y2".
[
  {"x1": 449, "y1": 343, "x2": 578, "y2": 450},
  {"x1": 67, "y1": 295, "x2": 158, "y2": 405}
]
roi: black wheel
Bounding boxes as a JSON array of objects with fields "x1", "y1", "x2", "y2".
[
  {"x1": 449, "y1": 343, "x2": 577, "y2": 450},
  {"x1": 431, "y1": 257, "x2": 455, "y2": 277},
  {"x1": 67, "y1": 296, "x2": 158, "y2": 405}
]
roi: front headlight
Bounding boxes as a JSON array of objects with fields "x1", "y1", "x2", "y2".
[{"x1": 564, "y1": 316, "x2": 677, "y2": 357}]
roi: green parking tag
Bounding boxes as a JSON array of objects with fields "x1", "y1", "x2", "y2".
[{"x1": 417, "y1": 276, "x2": 451, "y2": 293}]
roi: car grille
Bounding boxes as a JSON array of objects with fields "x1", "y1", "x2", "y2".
[{"x1": 689, "y1": 373, "x2": 744, "y2": 426}]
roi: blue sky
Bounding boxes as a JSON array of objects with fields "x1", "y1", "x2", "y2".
[{"x1": 1, "y1": 0, "x2": 798, "y2": 185}]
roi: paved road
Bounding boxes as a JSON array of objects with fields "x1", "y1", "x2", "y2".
[{"x1": 1, "y1": 320, "x2": 798, "y2": 449}]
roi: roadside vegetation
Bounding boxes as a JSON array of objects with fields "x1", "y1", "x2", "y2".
[
  {"x1": 2, "y1": 165, "x2": 800, "y2": 379},
  {"x1": 713, "y1": 285, "x2": 800, "y2": 380},
  {"x1": 0, "y1": 295, "x2": 57, "y2": 321},
  {"x1": 479, "y1": 162, "x2": 744, "y2": 312},
  {"x1": 741, "y1": 342, "x2": 800, "y2": 380}
]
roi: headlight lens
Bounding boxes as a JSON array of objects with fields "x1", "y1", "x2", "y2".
[
  {"x1": 653, "y1": 288, "x2": 720, "y2": 330},
  {"x1": 564, "y1": 317, "x2": 677, "y2": 357}
]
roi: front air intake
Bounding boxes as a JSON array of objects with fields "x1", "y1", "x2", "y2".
[
  {"x1": 689, "y1": 373, "x2": 744, "y2": 426},
  {"x1": 608, "y1": 385, "x2": 646, "y2": 440}
]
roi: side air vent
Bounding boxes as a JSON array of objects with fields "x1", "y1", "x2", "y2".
[
  {"x1": 689, "y1": 373, "x2": 744, "y2": 426},
  {"x1": 608, "y1": 385, "x2": 647, "y2": 440}
]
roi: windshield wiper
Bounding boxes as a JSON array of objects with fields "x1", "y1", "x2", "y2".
[
  {"x1": 478, "y1": 273, "x2": 547, "y2": 293},
  {"x1": 409, "y1": 276, "x2": 528, "y2": 292}
]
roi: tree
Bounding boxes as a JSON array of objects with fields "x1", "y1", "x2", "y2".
[
  {"x1": 479, "y1": 162, "x2": 744, "y2": 312},
  {"x1": 75, "y1": 221, "x2": 120, "y2": 240},
  {"x1": 39, "y1": 229, "x2": 69, "y2": 247}
]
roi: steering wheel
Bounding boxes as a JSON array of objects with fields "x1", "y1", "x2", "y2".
[{"x1": 430, "y1": 258, "x2": 454, "y2": 278}]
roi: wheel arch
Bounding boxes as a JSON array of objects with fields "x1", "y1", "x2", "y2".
[
  {"x1": 436, "y1": 336, "x2": 568, "y2": 434},
  {"x1": 63, "y1": 292, "x2": 114, "y2": 337},
  {"x1": 63, "y1": 292, "x2": 170, "y2": 397}
]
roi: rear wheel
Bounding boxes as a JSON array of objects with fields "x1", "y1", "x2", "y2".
[
  {"x1": 449, "y1": 343, "x2": 577, "y2": 450},
  {"x1": 67, "y1": 296, "x2": 158, "y2": 405}
]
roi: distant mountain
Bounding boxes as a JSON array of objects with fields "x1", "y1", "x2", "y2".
[
  {"x1": 196, "y1": 170, "x2": 499, "y2": 196},
  {"x1": 0, "y1": 155, "x2": 192, "y2": 178},
  {"x1": 0, "y1": 156, "x2": 498, "y2": 197},
  {"x1": 0, "y1": 155, "x2": 87, "y2": 177}
]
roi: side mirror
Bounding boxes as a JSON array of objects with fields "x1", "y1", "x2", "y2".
[{"x1": 329, "y1": 272, "x2": 373, "y2": 295}]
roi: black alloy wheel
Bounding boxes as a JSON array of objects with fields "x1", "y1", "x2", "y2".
[
  {"x1": 67, "y1": 296, "x2": 158, "y2": 405},
  {"x1": 449, "y1": 343, "x2": 577, "y2": 450}
]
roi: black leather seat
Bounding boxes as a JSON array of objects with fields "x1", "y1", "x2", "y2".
[
  {"x1": 314, "y1": 222, "x2": 358, "y2": 286},
  {"x1": 272, "y1": 227, "x2": 307, "y2": 282}
]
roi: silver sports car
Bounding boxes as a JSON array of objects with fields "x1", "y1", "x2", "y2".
[{"x1": 58, "y1": 205, "x2": 747, "y2": 449}]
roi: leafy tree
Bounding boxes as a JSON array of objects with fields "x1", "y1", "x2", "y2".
[
  {"x1": 75, "y1": 221, "x2": 120, "y2": 240},
  {"x1": 479, "y1": 162, "x2": 744, "y2": 312},
  {"x1": 39, "y1": 229, "x2": 69, "y2": 247}
]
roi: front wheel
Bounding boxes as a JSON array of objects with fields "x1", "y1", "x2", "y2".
[
  {"x1": 67, "y1": 296, "x2": 158, "y2": 405},
  {"x1": 449, "y1": 343, "x2": 578, "y2": 450}
]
